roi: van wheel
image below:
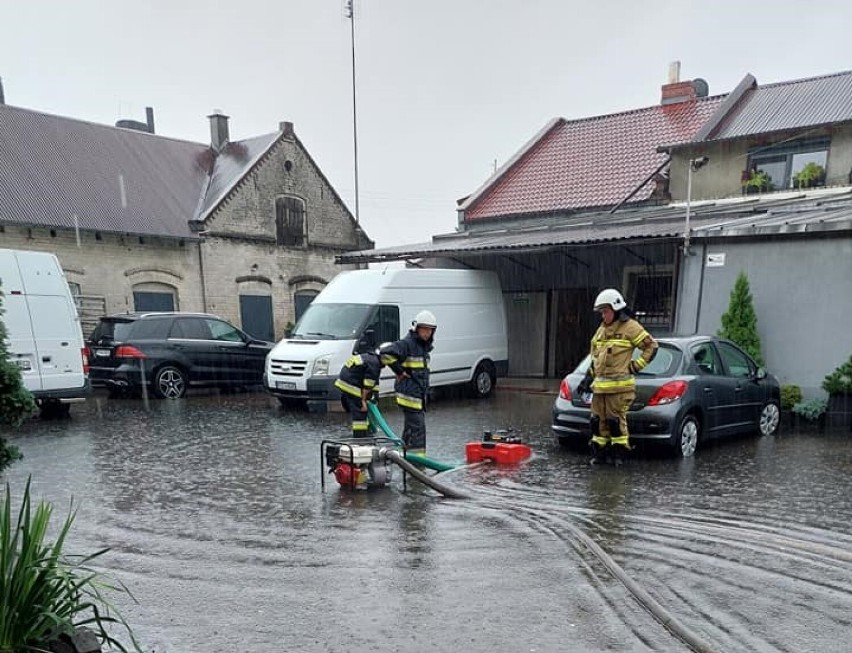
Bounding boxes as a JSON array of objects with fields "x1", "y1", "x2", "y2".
[
  {"x1": 153, "y1": 365, "x2": 187, "y2": 399},
  {"x1": 470, "y1": 361, "x2": 496, "y2": 398}
]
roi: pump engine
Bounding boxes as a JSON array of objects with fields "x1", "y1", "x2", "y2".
[{"x1": 325, "y1": 442, "x2": 394, "y2": 490}]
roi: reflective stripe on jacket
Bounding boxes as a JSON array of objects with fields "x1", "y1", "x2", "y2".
[
  {"x1": 589, "y1": 317, "x2": 657, "y2": 394},
  {"x1": 380, "y1": 330, "x2": 433, "y2": 405},
  {"x1": 334, "y1": 352, "x2": 382, "y2": 398}
]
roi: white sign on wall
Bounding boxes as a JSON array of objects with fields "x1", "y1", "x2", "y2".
[{"x1": 706, "y1": 252, "x2": 726, "y2": 267}]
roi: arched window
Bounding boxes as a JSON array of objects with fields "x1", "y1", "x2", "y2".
[
  {"x1": 132, "y1": 282, "x2": 177, "y2": 312},
  {"x1": 276, "y1": 196, "x2": 306, "y2": 247}
]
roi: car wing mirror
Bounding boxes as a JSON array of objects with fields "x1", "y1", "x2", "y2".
[{"x1": 755, "y1": 367, "x2": 767, "y2": 380}]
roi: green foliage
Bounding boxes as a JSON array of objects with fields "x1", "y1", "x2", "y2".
[
  {"x1": 792, "y1": 398, "x2": 828, "y2": 422},
  {"x1": 792, "y1": 162, "x2": 826, "y2": 189},
  {"x1": 822, "y1": 354, "x2": 852, "y2": 395},
  {"x1": 780, "y1": 385, "x2": 803, "y2": 410},
  {"x1": 717, "y1": 271, "x2": 764, "y2": 365},
  {"x1": 283, "y1": 321, "x2": 295, "y2": 338},
  {"x1": 0, "y1": 285, "x2": 37, "y2": 472},
  {"x1": 743, "y1": 169, "x2": 774, "y2": 192},
  {"x1": 0, "y1": 478, "x2": 141, "y2": 653}
]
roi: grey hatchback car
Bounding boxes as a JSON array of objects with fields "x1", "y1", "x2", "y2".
[{"x1": 552, "y1": 336, "x2": 781, "y2": 456}]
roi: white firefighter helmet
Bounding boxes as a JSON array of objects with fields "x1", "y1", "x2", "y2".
[
  {"x1": 594, "y1": 288, "x2": 627, "y2": 312},
  {"x1": 412, "y1": 309, "x2": 438, "y2": 329}
]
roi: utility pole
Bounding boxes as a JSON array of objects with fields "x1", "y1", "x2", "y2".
[{"x1": 345, "y1": 0, "x2": 360, "y2": 224}]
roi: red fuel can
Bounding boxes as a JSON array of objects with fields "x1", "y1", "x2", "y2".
[{"x1": 465, "y1": 441, "x2": 532, "y2": 465}]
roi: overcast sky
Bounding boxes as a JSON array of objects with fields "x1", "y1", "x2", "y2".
[{"x1": 3, "y1": 1, "x2": 852, "y2": 248}]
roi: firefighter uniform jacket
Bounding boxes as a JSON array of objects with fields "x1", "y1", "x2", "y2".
[
  {"x1": 380, "y1": 330, "x2": 433, "y2": 410},
  {"x1": 589, "y1": 316, "x2": 657, "y2": 394},
  {"x1": 334, "y1": 352, "x2": 382, "y2": 399}
]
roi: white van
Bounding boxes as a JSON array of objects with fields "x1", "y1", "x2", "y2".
[
  {"x1": 0, "y1": 249, "x2": 89, "y2": 417},
  {"x1": 264, "y1": 268, "x2": 508, "y2": 410}
]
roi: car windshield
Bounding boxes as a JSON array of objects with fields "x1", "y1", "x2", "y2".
[
  {"x1": 572, "y1": 343, "x2": 680, "y2": 377},
  {"x1": 289, "y1": 303, "x2": 373, "y2": 340}
]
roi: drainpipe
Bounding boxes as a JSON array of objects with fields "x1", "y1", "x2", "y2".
[{"x1": 197, "y1": 239, "x2": 208, "y2": 312}]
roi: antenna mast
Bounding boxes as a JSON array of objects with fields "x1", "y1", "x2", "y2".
[{"x1": 345, "y1": 0, "x2": 360, "y2": 224}]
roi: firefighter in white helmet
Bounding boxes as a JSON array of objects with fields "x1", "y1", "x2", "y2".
[
  {"x1": 576, "y1": 289, "x2": 657, "y2": 465},
  {"x1": 379, "y1": 310, "x2": 436, "y2": 455}
]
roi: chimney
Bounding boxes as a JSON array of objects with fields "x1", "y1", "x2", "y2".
[
  {"x1": 146, "y1": 107, "x2": 155, "y2": 134},
  {"x1": 661, "y1": 60, "x2": 697, "y2": 105},
  {"x1": 208, "y1": 109, "x2": 230, "y2": 151},
  {"x1": 0, "y1": 76, "x2": 5, "y2": 105},
  {"x1": 279, "y1": 121, "x2": 294, "y2": 138},
  {"x1": 115, "y1": 107, "x2": 156, "y2": 134}
]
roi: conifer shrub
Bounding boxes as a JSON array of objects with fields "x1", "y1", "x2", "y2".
[{"x1": 717, "y1": 271, "x2": 764, "y2": 366}]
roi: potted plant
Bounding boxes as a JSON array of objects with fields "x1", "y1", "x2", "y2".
[
  {"x1": 792, "y1": 398, "x2": 827, "y2": 433},
  {"x1": 792, "y1": 162, "x2": 826, "y2": 189},
  {"x1": 822, "y1": 354, "x2": 852, "y2": 432},
  {"x1": 742, "y1": 169, "x2": 774, "y2": 195},
  {"x1": 780, "y1": 384, "x2": 802, "y2": 431}
]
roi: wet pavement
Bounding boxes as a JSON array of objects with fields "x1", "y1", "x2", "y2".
[{"x1": 4, "y1": 386, "x2": 852, "y2": 653}]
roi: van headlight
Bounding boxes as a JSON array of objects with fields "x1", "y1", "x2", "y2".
[{"x1": 312, "y1": 355, "x2": 331, "y2": 376}]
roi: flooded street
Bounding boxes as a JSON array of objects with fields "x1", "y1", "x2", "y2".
[{"x1": 4, "y1": 387, "x2": 852, "y2": 653}]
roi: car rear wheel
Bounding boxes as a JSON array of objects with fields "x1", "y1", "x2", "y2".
[
  {"x1": 153, "y1": 365, "x2": 187, "y2": 399},
  {"x1": 674, "y1": 414, "x2": 700, "y2": 457},
  {"x1": 759, "y1": 401, "x2": 780, "y2": 436},
  {"x1": 470, "y1": 361, "x2": 496, "y2": 398}
]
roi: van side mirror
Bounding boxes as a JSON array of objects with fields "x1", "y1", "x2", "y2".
[{"x1": 356, "y1": 328, "x2": 376, "y2": 353}]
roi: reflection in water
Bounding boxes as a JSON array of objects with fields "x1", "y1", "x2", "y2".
[{"x1": 3, "y1": 389, "x2": 852, "y2": 653}]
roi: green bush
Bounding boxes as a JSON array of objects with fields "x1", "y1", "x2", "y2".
[
  {"x1": 780, "y1": 385, "x2": 803, "y2": 410},
  {"x1": 0, "y1": 478, "x2": 141, "y2": 653},
  {"x1": 717, "y1": 271, "x2": 764, "y2": 365},
  {"x1": 0, "y1": 284, "x2": 38, "y2": 472},
  {"x1": 822, "y1": 354, "x2": 852, "y2": 395},
  {"x1": 792, "y1": 398, "x2": 827, "y2": 422}
]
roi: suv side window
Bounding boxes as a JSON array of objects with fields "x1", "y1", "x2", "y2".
[
  {"x1": 206, "y1": 318, "x2": 244, "y2": 342},
  {"x1": 170, "y1": 317, "x2": 213, "y2": 340},
  {"x1": 716, "y1": 341, "x2": 754, "y2": 379},
  {"x1": 130, "y1": 318, "x2": 172, "y2": 340}
]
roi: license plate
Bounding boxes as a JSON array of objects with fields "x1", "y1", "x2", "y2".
[
  {"x1": 14, "y1": 359, "x2": 32, "y2": 371},
  {"x1": 276, "y1": 381, "x2": 296, "y2": 390},
  {"x1": 95, "y1": 349, "x2": 111, "y2": 357}
]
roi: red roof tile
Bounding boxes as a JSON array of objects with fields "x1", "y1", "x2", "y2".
[{"x1": 463, "y1": 96, "x2": 725, "y2": 220}]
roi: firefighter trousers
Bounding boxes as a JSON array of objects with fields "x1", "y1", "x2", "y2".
[
  {"x1": 340, "y1": 394, "x2": 372, "y2": 438},
  {"x1": 401, "y1": 407, "x2": 426, "y2": 452},
  {"x1": 590, "y1": 390, "x2": 635, "y2": 448}
]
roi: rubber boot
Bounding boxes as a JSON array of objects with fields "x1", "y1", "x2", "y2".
[
  {"x1": 589, "y1": 441, "x2": 606, "y2": 466},
  {"x1": 611, "y1": 444, "x2": 630, "y2": 467}
]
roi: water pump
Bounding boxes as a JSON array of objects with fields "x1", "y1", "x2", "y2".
[{"x1": 324, "y1": 441, "x2": 395, "y2": 490}]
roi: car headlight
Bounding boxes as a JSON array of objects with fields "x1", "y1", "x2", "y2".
[{"x1": 312, "y1": 355, "x2": 331, "y2": 376}]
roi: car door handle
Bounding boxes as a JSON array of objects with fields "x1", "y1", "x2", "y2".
[{"x1": 703, "y1": 387, "x2": 713, "y2": 393}]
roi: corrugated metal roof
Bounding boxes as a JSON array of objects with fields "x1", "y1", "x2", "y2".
[
  {"x1": 461, "y1": 96, "x2": 726, "y2": 221},
  {"x1": 0, "y1": 104, "x2": 279, "y2": 239},
  {"x1": 338, "y1": 188, "x2": 852, "y2": 263},
  {"x1": 706, "y1": 70, "x2": 852, "y2": 141}
]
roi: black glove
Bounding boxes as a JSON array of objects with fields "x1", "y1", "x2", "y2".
[{"x1": 576, "y1": 371, "x2": 593, "y2": 395}]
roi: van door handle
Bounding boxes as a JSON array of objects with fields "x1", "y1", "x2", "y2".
[{"x1": 42, "y1": 356, "x2": 52, "y2": 363}]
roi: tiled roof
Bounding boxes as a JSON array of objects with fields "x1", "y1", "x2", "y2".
[
  {"x1": 704, "y1": 70, "x2": 852, "y2": 141},
  {"x1": 462, "y1": 96, "x2": 725, "y2": 221},
  {"x1": 0, "y1": 103, "x2": 279, "y2": 239},
  {"x1": 338, "y1": 187, "x2": 852, "y2": 264}
]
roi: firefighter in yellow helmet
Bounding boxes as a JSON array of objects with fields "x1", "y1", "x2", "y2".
[{"x1": 576, "y1": 289, "x2": 657, "y2": 465}]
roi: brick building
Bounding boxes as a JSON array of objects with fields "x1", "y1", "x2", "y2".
[{"x1": 0, "y1": 98, "x2": 372, "y2": 340}]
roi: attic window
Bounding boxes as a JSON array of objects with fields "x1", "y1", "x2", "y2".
[
  {"x1": 276, "y1": 196, "x2": 306, "y2": 247},
  {"x1": 747, "y1": 137, "x2": 829, "y2": 191}
]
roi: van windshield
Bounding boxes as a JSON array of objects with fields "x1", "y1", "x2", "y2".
[{"x1": 290, "y1": 303, "x2": 373, "y2": 340}]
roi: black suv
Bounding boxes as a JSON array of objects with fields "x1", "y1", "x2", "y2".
[{"x1": 88, "y1": 312, "x2": 274, "y2": 399}]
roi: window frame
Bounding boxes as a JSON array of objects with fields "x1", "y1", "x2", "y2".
[
  {"x1": 275, "y1": 195, "x2": 307, "y2": 247},
  {"x1": 747, "y1": 137, "x2": 830, "y2": 191}
]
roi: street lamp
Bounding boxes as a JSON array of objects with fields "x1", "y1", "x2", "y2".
[{"x1": 683, "y1": 155, "x2": 709, "y2": 255}]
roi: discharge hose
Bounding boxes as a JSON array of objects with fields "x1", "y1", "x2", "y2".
[{"x1": 383, "y1": 449, "x2": 470, "y2": 500}]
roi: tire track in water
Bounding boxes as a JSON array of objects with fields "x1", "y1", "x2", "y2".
[{"x1": 460, "y1": 476, "x2": 852, "y2": 653}]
